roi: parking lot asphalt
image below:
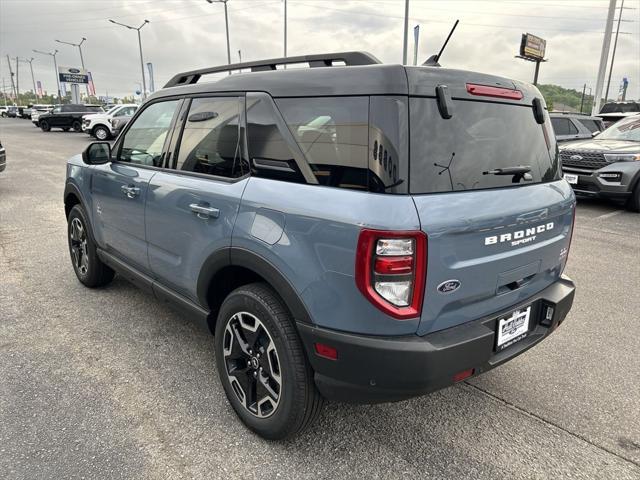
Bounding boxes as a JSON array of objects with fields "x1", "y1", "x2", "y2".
[{"x1": 1, "y1": 117, "x2": 639, "y2": 480}]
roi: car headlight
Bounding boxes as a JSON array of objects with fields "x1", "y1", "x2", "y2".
[{"x1": 604, "y1": 153, "x2": 640, "y2": 162}]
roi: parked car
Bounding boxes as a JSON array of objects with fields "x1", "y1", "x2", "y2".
[
  {"x1": 20, "y1": 106, "x2": 33, "y2": 119},
  {"x1": 597, "y1": 101, "x2": 640, "y2": 127},
  {"x1": 0, "y1": 140, "x2": 5, "y2": 173},
  {"x1": 110, "y1": 114, "x2": 134, "y2": 138},
  {"x1": 549, "y1": 112, "x2": 604, "y2": 142},
  {"x1": 39, "y1": 104, "x2": 104, "y2": 132},
  {"x1": 31, "y1": 104, "x2": 54, "y2": 127},
  {"x1": 64, "y1": 52, "x2": 576, "y2": 440},
  {"x1": 6, "y1": 106, "x2": 18, "y2": 118},
  {"x1": 560, "y1": 114, "x2": 640, "y2": 211},
  {"x1": 0, "y1": 106, "x2": 9, "y2": 117},
  {"x1": 82, "y1": 104, "x2": 138, "y2": 140}
]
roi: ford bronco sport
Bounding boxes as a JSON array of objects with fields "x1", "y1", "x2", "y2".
[{"x1": 64, "y1": 52, "x2": 576, "y2": 440}]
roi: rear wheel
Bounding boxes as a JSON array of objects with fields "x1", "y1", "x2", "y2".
[
  {"x1": 72, "y1": 120, "x2": 82, "y2": 132},
  {"x1": 214, "y1": 283, "x2": 323, "y2": 440},
  {"x1": 93, "y1": 125, "x2": 110, "y2": 140},
  {"x1": 40, "y1": 120, "x2": 50, "y2": 132},
  {"x1": 67, "y1": 205, "x2": 115, "y2": 287}
]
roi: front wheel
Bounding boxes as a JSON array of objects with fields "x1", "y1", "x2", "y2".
[
  {"x1": 214, "y1": 283, "x2": 323, "y2": 440},
  {"x1": 72, "y1": 120, "x2": 82, "y2": 132},
  {"x1": 67, "y1": 205, "x2": 115, "y2": 287},
  {"x1": 40, "y1": 120, "x2": 50, "y2": 132},
  {"x1": 627, "y1": 183, "x2": 640, "y2": 213}
]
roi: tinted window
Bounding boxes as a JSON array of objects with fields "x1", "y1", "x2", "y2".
[
  {"x1": 84, "y1": 106, "x2": 103, "y2": 113},
  {"x1": 577, "y1": 118, "x2": 602, "y2": 133},
  {"x1": 276, "y1": 97, "x2": 369, "y2": 190},
  {"x1": 600, "y1": 102, "x2": 640, "y2": 114},
  {"x1": 119, "y1": 100, "x2": 179, "y2": 166},
  {"x1": 369, "y1": 96, "x2": 408, "y2": 194},
  {"x1": 410, "y1": 98, "x2": 558, "y2": 194},
  {"x1": 175, "y1": 97, "x2": 246, "y2": 178},
  {"x1": 115, "y1": 106, "x2": 137, "y2": 117},
  {"x1": 246, "y1": 94, "x2": 307, "y2": 184},
  {"x1": 551, "y1": 117, "x2": 578, "y2": 135}
]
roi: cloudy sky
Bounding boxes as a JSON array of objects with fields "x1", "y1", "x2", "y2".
[{"x1": 1, "y1": 0, "x2": 639, "y2": 100}]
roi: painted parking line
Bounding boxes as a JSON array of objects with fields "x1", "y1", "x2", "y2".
[{"x1": 595, "y1": 210, "x2": 624, "y2": 220}]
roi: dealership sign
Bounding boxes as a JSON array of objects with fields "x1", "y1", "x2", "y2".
[
  {"x1": 58, "y1": 66, "x2": 89, "y2": 84},
  {"x1": 519, "y1": 33, "x2": 546, "y2": 60}
]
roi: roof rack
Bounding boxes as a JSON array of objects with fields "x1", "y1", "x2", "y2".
[{"x1": 164, "y1": 51, "x2": 381, "y2": 88}]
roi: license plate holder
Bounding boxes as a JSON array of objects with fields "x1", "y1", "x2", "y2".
[
  {"x1": 564, "y1": 173, "x2": 578, "y2": 185},
  {"x1": 495, "y1": 305, "x2": 532, "y2": 351}
]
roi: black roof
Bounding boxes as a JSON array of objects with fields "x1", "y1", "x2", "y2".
[{"x1": 150, "y1": 51, "x2": 543, "y2": 105}]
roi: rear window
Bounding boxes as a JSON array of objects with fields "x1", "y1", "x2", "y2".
[
  {"x1": 600, "y1": 102, "x2": 640, "y2": 114},
  {"x1": 410, "y1": 98, "x2": 559, "y2": 194},
  {"x1": 84, "y1": 106, "x2": 103, "y2": 113},
  {"x1": 577, "y1": 118, "x2": 602, "y2": 133}
]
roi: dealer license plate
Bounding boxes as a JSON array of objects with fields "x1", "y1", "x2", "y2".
[
  {"x1": 564, "y1": 173, "x2": 578, "y2": 185},
  {"x1": 496, "y1": 306, "x2": 531, "y2": 351}
]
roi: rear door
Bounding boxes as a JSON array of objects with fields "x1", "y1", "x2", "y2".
[
  {"x1": 145, "y1": 95, "x2": 248, "y2": 302},
  {"x1": 90, "y1": 99, "x2": 181, "y2": 273},
  {"x1": 408, "y1": 95, "x2": 575, "y2": 335}
]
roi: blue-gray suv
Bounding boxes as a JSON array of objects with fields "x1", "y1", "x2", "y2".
[{"x1": 64, "y1": 52, "x2": 576, "y2": 439}]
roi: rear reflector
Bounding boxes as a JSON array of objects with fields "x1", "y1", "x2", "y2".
[
  {"x1": 466, "y1": 83, "x2": 523, "y2": 100},
  {"x1": 314, "y1": 343, "x2": 338, "y2": 360},
  {"x1": 374, "y1": 256, "x2": 414, "y2": 275},
  {"x1": 453, "y1": 368, "x2": 475, "y2": 383}
]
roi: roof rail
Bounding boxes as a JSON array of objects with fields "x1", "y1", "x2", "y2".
[{"x1": 164, "y1": 51, "x2": 381, "y2": 88}]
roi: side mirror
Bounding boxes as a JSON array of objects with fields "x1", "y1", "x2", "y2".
[{"x1": 82, "y1": 142, "x2": 111, "y2": 165}]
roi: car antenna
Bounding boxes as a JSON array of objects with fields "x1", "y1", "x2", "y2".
[{"x1": 423, "y1": 19, "x2": 460, "y2": 67}]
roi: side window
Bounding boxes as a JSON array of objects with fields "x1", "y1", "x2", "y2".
[
  {"x1": 276, "y1": 96, "x2": 369, "y2": 190},
  {"x1": 118, "y1": 100, "x2": 179, "y2": 167},
  {"x1": 246, "y1": 94, "x2": 307, "y2": 184},
  {"x1": 53, "y1": 107, "x2": 61, "y2": 114},
  {"x1": 175, "y1": 96, "x2": 246, "y2": 178},
  {"x1": 369, "y1": 96, "x2": 408, "y2": 194},
  {"x1": 551, "y1": 117, "x2": 577, "y2": 135}
]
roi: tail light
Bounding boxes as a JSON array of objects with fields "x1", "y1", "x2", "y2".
[
  {"x1": 561, "y1": 205, "x2": 577, "y2": 274},
  {"x1": 355, "y1": 229, "x2": 427, "y2": 320}
]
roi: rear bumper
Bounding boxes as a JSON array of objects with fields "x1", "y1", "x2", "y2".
[{"x1": 298, "y1": 276, "x2": 575, "y2": 404}]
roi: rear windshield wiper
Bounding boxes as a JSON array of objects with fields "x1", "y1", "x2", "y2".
[{"x1": 483, "y1": 166, "x2": 532, "y2": 183}]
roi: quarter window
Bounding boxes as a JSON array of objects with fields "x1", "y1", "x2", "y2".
[
  {"x1": 276, "y1": 96, "x2": 369, "y2": 190},
  {"x1": 551, "y1": 117, "x2": 578, "y2": 136},
  {"x1": 577, "y1": 119, "x2": 602, "y2": 133},
  {"x1": 119, "y1": 100, "x2": 179, "y2": 167},
  {"x1": 175, "y1": 97, "x2": 245, "y2": 178}
]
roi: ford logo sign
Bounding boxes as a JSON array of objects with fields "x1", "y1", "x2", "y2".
[
  {"x1": 69, "y1": 68, "x2": 81, "y2": 74},
  {"x1": 437, "y1": 280, "x2": 461, "y2": 294},
  {"x1": 569, "y1": 155, "x2": 582, "y2": 161}
]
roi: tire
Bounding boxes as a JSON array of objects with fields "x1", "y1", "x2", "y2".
[
  {"x1": 214, "y1": 283, "x2": 323, "y2": 440},
  {"x1": 93, "y1": 125, "x2": 111, "y2": 141},
  {"x1": 40, "y1": 120, "x2": 50, "y2": 132},
  {"x1": 67, "y1": 204, "x2": 115, "y2": 288},
  {"x1": 626, "y1": 183, "x2": 640, "y2": 213},
  {"x1": 72, "y1": 120, "x2": 82, "y2": 132},
  {"x1": 62, "y1": 127, "x2": 70, "y2": 132}
]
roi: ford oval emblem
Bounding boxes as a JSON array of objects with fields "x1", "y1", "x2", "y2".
[
  {"x1": 437, "y1": 280, "x2": 461, "y2": 294},
  {"x1": 569, "y1": 155, "x2": 582, "y2": 161},
  {"x1": 69, "y1": 68, "x2": 81, "y2": 73}
]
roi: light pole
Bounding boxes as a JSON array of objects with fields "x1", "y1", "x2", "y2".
[
  {"x1": 55, "y1": 37, "x2": 89, "y2": 97},
  {"x1": 402, "y1": 0, "x2": 409, "y2": 64},
  {"x1": 19, "y1": 57, "x2": 37, "y2": 100},
  {"x1": 604, "y1": 0, "x2": 625, "y2": 103},
  {"x1": 284, "y1": 0, "x2": 287, "y2": 59},
  {"x1": 33, "y1": 49, "x2": 61, "y2": 103},
  {"x1": 14, "y1": 57, "x2": 19, "y2": 104},
  {"x1": 206, "y1": 0, "x2": 231, "y2": 72},
  {"x1": 109, "y1": 19, "x2": 150, "y2": 100}
]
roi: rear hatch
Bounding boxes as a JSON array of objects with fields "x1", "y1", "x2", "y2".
[{"x1": 406, "y1": 67, "x2": 575, "y2": 335}]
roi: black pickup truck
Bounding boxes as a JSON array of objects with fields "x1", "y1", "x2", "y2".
[{"x1": 38, "y1": 104, "x2": 104, "y2": 132}]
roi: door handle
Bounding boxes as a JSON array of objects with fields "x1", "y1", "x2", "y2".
[
  {"x1": 189, "y1": 203, "x2": 220, "y2": 219},
  {"x1": 121, "y1": 185, "x2": 140, "y2": 198}
]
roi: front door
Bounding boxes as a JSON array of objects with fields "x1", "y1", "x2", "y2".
[
  {"x1": 90, "y1": 99, "x2": 182, "y2": 273},
  {"x1": 145, "y1": 96, "x2": 248, "y2": 301}
]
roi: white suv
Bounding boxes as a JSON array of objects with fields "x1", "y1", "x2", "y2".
[{"x1": 82, "y1": 104, "x2": 138, "y2": 140}]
